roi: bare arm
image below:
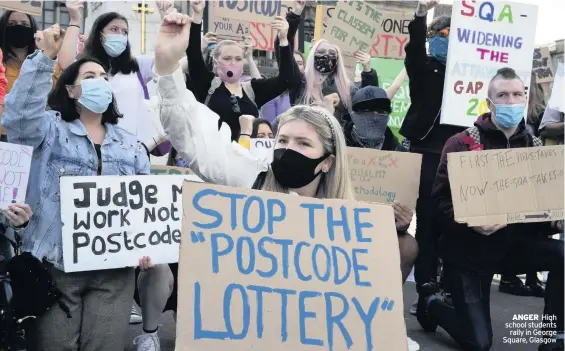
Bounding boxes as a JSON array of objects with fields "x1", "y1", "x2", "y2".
[
  {"x1": 57, "y1": 0, "x2": 83, "y2": 70},
  {"x1": 386, "y1": 67, "x2": 408, "y2": 99}
]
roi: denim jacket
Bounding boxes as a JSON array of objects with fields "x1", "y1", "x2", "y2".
[{"x1": 1, "y1": 51, "x2": 150, "y2": 270}]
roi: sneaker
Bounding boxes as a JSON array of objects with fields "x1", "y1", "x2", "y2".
[
  {"x1": 416, "y1": 293, "x2": 439, "y2": 332},
  {"x1": 409, "y1": 298, "x2": 418, "y2": 315},
  {"x1": 130, "y1": 306, "x2": 143, "y2": 324},
  {"x1": 134, "y1": 331, "x2": 161, "y2": 351},
  {"x1": 499, "y1": 276, "x2": 532, "y2": 296},
  {"x1": 526, "y1": 279, "x2": 546, "y2": 298}
]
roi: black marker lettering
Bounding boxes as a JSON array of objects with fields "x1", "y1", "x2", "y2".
[
  {"x1": 146, "y1": 185, "x2": 158, "y2": 204},
  {"x1": 134, "y1": 233, "x2": 146, "y2": 248},
  {"x1": 74, "y1": 182, "x2": 96, "y2": 208},
  {"x1": 97, "y1": 187, "x2": 111, "y2": 206},
  {"x1": 112, "y1": 182, "x2": 127, "y2": 206},
  {"x1": 107, "y1": 233, "x2": 122, "y2": 253},
  {"x1": 92, "y1": 236, "x2": 106, "y2": 255},
  {"x1": 124, "y1": 232, "x2": 135, "y2": 250},
  {"x1": 72, "y1": 232, "x2": 90, "y2": 263},
  {"x1": 74, "y1": 212, "x2": 90, "y2": 230}
]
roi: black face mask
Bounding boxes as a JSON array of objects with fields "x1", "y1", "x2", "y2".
[
  {"x1": 6, "y1": 24, "x2": 34, "y2": 49},
  {"x1": 314, "y1": 55, "x2": 337, "y2": 74},
  {"x1": 271, "y1": 148, "x2": 329, "y2": 189}
]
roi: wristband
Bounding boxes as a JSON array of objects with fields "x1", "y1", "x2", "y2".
[
  {"x1": 240, "y1": 133, "x2": 251, "y2": 137},
  {"x1": 68, "y1": 24, "x2": 80, "y2": 29}
]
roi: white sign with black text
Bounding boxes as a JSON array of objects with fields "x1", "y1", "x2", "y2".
[
  {"x1": 60, "y1": 175, "x2": 190, "y2": 272},
  {"x1": 249, "y1": 138, "x2": 275, "y2": 163}
]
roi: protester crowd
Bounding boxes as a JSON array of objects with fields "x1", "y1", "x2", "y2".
[{"x1": 0, "y1": 0, "x2": 563, "y2": 350}]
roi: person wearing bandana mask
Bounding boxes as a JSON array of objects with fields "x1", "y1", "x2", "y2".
[
  {"x1": 420, "y1": 68, "x2": 565, "y2": 351},
  {"x1": 400, "y1": 0, "x2": 468, "y2": 322},
  {"x1": 2, "y1": 25, "x2": 150, "y2": 351},
  {"x1": 0, "y1": 11, "x2": 62, "y2": 141}
]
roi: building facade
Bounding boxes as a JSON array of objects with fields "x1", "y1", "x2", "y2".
[{"x1": 0, "y1": 1, "x2": 84, "y2": 32}]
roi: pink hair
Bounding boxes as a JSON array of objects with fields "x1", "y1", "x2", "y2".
[{"x1": 302, "y1": 39, "x2": 353, "y2": 111}]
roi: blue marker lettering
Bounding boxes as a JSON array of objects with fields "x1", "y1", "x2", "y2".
[
  {"x1": 300, "y1": 203, "x2": 324, "y2": 239},
  {"x1": 194, "y1": 281, "x2": 229, "y2": 340},
  {"x1": 299, "y1": 290, "x2": 323, "y2": 346},
  {"x1": 479, "y1": 1, "x2": 495, "y2": 22},
  {"x1": 236, "y1": 237, "x2": 255, "y2": 275},
  {"x1": 210, "y1": 233, "x2": 234, "y2": 274},
  {"x1": 295, "y1": 241, "x2": 312, "y2": 281},
  {"x1": 275, "y1": 238, "x2": 293, "y2": 278},
  {"x1": 257, "y1": 237, "x2": 277, "y2": 278},
  {"x1": 352, "y1": 248, "x2": 371, "y2": 287},
  {"x1": 247, "y1": 285, "x2": 273, "y2": 339},
  {"x1": 331, "y1": 246, "x2": 352, "y2": 285},
  {"x1": 352, "y1": 296, "x2": 381, "y2": 350},
  {"x1": 273, "y1": 288, "x2": 297, "y2": 342},
  {"x1": 192, "y1": 189, "x2": 222, "y2": 229},
  {"x1": 324, "y1": 292, "x2": 352, "y2": 350},
  {"x1": 223, "y1": 283, "x2": 250, "y2": 339},
  {"x1": 267, "y1": 198, "x2": 286, "y2": 234},
  {"x1": 353, "y1": 208, "x2": 373, "y2": 243},
  {"x1": 242, "y1": 196, "x2": 265, "y2": 233},
  {"x1": 327, "y1": 206, "x2": 351, "y2": 242},
  {"x1": 312, "y1": 244, "x2": 331, "y2": 282},
  {"x1": 219, "y1": 191, "x2": 246, "y2": 230}
]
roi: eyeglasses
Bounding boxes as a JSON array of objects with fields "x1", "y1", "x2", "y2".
[
  {"x1": 229, "y1": 95, "x2": 241, "y2": 114},
  {"x1": 427, "y1": 27, "x2": 450, "y2": 38}
]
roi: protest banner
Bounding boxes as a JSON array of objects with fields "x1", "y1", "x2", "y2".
[
  {"x1": 319, "y1": 3, "x2": 411, "y2": 60},
  {"x1": 0, "y1": 0, "x2": 43, "y2": 16},
  {"x1": 176, "y1": 181, "x2": 407, "y2": 350},
  {"x1": 347, "y1": 147, "x2": 421, "y2": 208},
  {"x1": 208, "y1": 0, "x2": 295, "y2": 51},
  {"x1": 532, "y1": 45, "x2": 555, "y2": 84},
  {"x1": 60, "y1": 175, "x2": 188, "y2": 272},
  {"x1": 151, "y1": 165, "x2": 192, "y2": 176},
  {"x1": 447, "y1": 146, "x2": 565, "y2": 226},
  {"x1": 440, "y1": 1, "x2": 538, "y2": 127},
  {"x1": 547, "y1": 62, "x2": 564, "y2": 113},
  {"x1": 0, "y1": 142, "x2": 32, "y2": 209},
  {"x1": 249, "y1": 138, "x2": 275, "y2": 163}
]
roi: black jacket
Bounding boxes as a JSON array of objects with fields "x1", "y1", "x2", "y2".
[
  {"x1": 399, "y1": 15, "x2": 465, "y2": 154},
  {"x1": 432, "y1": 113, "x2": 554, "y2": 272}
]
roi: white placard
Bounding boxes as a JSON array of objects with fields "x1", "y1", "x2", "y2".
[
  {"x1": 61, "y1": 175, "x2": 202, "y2": 272},
  {"x1": 0, "y1": 142, "x2": 33, "y2": 209},
  {"x1": 547, "y1": 62, "x2": 564, "y2": 113},
  {"x1": 441, "y1": 1, "x2": 538, "y2": 127},
  {"x1": 249, "y1": 138, "x2": 275, "y2": 163}
]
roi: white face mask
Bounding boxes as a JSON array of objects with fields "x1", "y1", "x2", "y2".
[{"x1": 102, "y1": 33, "x2": 127, "y2": 57}]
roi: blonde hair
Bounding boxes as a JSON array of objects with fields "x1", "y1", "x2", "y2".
[
  {"x1": 302, "y1": 39, "x2": 353, "y2": 111},
  {"x1": 211, "y1": 40, "x2": 243, "y2": 73},
  {"x1": 261, "y1": 105, "x2": 354, "y2": 200}
]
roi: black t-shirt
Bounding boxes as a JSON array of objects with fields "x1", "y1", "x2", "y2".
[
  {"x1": 208, "y1": 84, "x2": 259, "y2": 141},
  {"x1": 94, "y1": 144, "x2": 102, "y2": 175}
]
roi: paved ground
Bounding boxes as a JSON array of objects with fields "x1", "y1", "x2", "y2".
[{"x1": 125, "y1": 279, "x2": 546, "y2": 351}]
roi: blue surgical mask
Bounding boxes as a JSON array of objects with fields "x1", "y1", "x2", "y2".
[
  {"x1": 102, "y1": 33, "x2": 127, "y2": 57},
  {"x1": 493, "y1": 103, "x2": 526, "y2": 128},
  {"x1": 78, "y1": 78, "x2": 113, "y2": 114},
  {"x1": 429, "y1": 36, "x2": 448, "y2": 64}
]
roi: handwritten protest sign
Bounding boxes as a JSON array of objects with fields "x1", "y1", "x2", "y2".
[
  {"x1": 347, "y1": 147, "x2": 421, "y2": 208},
  {"x1": 176, "y1": 181, "x2": 407, "y2": 350},
  {"x1": 547, "y1": 62, "x2": 564, "y2": 113},
  {"x1": 209, "y1": 0, "x2": 294, "y2": 51},
  {"x1": 532, "y1": 46, "x2": 554, "y2": 84},
  {"x1": 320, "y1": 3, "x2": 411, "y2": 60},
  {"x1": 0, "y1": 142, "x2": 32, "y2": 210},
  {"x1": 0, "y1": 0, "x2": 43, "y2": 16},
  {"x1": 441, "y1": 1, "x2": 538, "y2": 127},
  {"x1": 151, "y1": 165, "x2": 192, "y2": 176},
  {"x1": 448, "y1": 146, "x2": 565, "y2": 226},
  {"x1": 60, "y1": 175, "x2": 188, "y2": 272},
  {"x1": 249, "y1": 138, "x2": 275, "y2": 163}
]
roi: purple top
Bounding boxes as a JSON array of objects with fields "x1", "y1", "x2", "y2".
[{"x1": 260, "y1": 93, "x2": 291, "y2": 123}]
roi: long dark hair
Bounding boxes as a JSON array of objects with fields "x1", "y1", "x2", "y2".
[
  {"x1": 82, "y1": 12, "x2": 139, "y2": 76},
  {"x1": 47, "y1": 57, "x2": 122, "y2": 124},
  {"x1": 0, "y1": 11, "x2": 38, "y2": 64},
  {"x1": 251, "y1": 119, "x2": 273, "y2": 138}
]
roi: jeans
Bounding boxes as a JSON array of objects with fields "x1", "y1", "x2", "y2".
[
  {"x1": 430, "y1": 236, "x2": 564, "y2": 351},
  {"x1": 414, "y1": 152, "x2": 442, "y2": 287}
]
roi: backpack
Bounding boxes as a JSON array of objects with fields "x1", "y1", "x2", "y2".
[
  {"x1": 204, "y1": 77, "x2": 262, "y2": 118},
  {"x1": 466, "y1": 126, "x2": 543, "y2": 147}
]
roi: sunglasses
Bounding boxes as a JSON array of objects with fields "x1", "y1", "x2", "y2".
[{"x1": 427, "y1": 27, "x2": 450, "y2": 39}]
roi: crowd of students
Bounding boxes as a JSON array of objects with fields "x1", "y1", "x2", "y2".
[{"x1": 0, "y1": 0, "x2": 563, "y2": 350}]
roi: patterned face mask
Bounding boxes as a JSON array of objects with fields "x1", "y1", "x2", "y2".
[{"x1": 314, "y1": 55, "x2": 338, "y2": 73}]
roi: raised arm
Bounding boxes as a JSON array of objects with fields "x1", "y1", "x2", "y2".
[
  {"x1": 154, "y1": 12, "x2": 267, "y2": 188},
  {"x1": 274, "y1": 1, "x2": 304, "y2": 64},
  {"x1": 57, "y1": 0, "x2": 84, "y2": 70},
  {"x1": 2, "y1": 50, "x2": 59, "y2": 149},
  {"x1": 405, "y1": 1, "x2": 438, "y2": 82},
  {"x1": 386, "y1": 67, "x2": 408, "y2": 99}
]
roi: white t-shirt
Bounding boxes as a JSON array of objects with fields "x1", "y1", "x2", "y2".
[{"x1": 109, "y1": 55, "x2": 155, "y2": 142}]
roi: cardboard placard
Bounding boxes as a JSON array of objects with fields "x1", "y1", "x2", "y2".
[
  {"x1": 447, "y1": 146, "x2": 565, "y2": 226},
  {"x1": 151, "y1": 165, "x2": 192, "y2": 176},
  {"x1": 176, "y1": 181, "x2": 407, "y2": 350},
  {"x1": 208, "y1": 1, "x2": 294, "y2": 51},
  {"x1": 0, "y1": 0, "x2": 43, "y2": 16},
  {"x1": 347, "y1": 147, "x2": 422, "y2": 208},
  {"x1": 440, "y1": 1, "x2": 538, "y2": 127},
  {"x1": 547, "y1": 62, "x2": 564, "y2": 113},
  {"x1": 0, "y1": 142, "x2": 32, "y2": 209},
  {"x1": 60, "y1": 176, "x2": 188, "y2": 272},
  {"x1": 249, "y1": 138, "x2": 275, "y2": 163},
  {"x1": 320, "y1": 3, "x2": 411, "y2": 60},
  {"x1": 532, "y1": 46, "x2": 555, "y2": 84}
]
